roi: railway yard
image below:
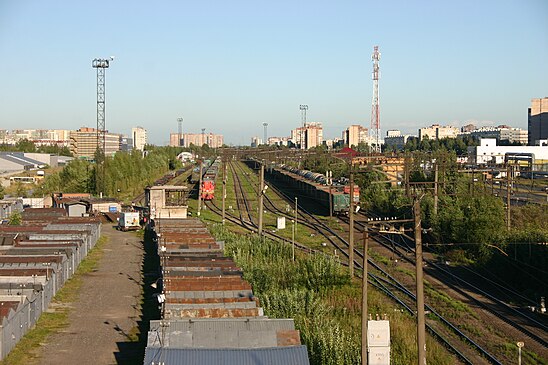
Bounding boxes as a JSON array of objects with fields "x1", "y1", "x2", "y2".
[
  {"x1": 183, "y1": 155, "x2": 547, "y2": 364},
  {"x1": 0, "y1": 151, "x2": 546, "y2": 364}
]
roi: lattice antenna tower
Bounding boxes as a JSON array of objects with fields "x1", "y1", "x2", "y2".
[{"x1": 370, "y1": 46, "x2": 381, "y2": 153}]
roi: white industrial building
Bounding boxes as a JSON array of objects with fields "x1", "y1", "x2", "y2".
[{"x1": 468, "y1": 138, "x2": 548, "y2": 165}]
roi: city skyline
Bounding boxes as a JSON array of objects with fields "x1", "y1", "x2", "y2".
[{"x1": 1, "y1": 0, "x2": 547, "y2": 145}]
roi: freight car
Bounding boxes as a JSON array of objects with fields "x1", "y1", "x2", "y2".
[
  {"x1": 190, "y1": 159, "x2": 212, "y2": 183},
  {"x1": 268, "y1": 165, "x2": 359, "y2": 215},
  {"x1": 201, "y1": 157, "x2": 221, "y2": 200}
]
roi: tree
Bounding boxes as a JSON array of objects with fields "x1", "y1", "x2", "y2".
[
  {"x1": 8, "y1": 211, "x2": 22, "y2": 225},
  {"x1": 15, "y1": 182, "x2": 27, "y2": 198},
  {"x1": 15, "y1": 139, "x2": 36, "y2": 152}
]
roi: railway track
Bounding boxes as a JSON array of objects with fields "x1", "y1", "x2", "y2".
[
  {"x1": 207, "y1": 160, "x2": 515, "y2": 364},
  {"x1": 348, "y1": 212, "x2": 548, "y2": 355}
]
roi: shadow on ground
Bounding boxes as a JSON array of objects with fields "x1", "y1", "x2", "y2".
[{"x1": 114, "y1": 228, "x2": 161, "y2": 364}]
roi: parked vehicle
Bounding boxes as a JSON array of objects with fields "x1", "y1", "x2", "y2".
[{"x1": 118, "y1": 212, "x2": 140, "y2": 231}]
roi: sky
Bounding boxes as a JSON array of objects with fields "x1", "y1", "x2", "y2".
[{"x1": 0, "y1": 0, "x2": 547, "y2": 145}]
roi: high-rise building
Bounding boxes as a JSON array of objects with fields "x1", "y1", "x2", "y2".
[
  {"x1": 419, "y1": 124, "x2": 458, "y2": 140},
  {"x1": 169, "y1": 133, "x2": 180, "y2": 147},
  {"x1": 500, "y1": 128, "x2": 528, "y2": 145},
  {"x1": 528, "y1": 97, "x2": 548, "y2": 145},
  {"x1": 291, "y1": 123, "x2": 323, "y2": 149},
  {"x1": 343, "y1": 125, "x2": 368, "y2": 147},
  {"x1": 384, "y1": 130, "x2": 412, "y2": 150},
  {"x1": 70, "y1": 127, "x2": 120, "y2": 159},
  {"x1": 183, "y1": 133, "x2": 224, "y2": 148},
  {"x1": 250, "y1": 137, "x2": 262, "y2": 147},
  {"x1": 131, "y1": 126, "x2": 147, "y2": 151},
  {"x1": 267, "y1": 136, "x2": 291, "y2": 147}
]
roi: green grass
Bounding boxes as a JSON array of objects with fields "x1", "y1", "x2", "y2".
[
  {"x1": 0, "y1": 236, "x2": 108, "y2": 365},
  {"x1": 213, "y1": 226, "x2": 456, "y2": 365},
  {"x1": 424, "y1": 282, "x2": 477, "y2": 319}
]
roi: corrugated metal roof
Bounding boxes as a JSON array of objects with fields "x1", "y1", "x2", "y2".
[
  {"x1": 148, "y1": 318, "x2": 295, "y2": 333},
  {"x1": 147, "y1": 319, "x2": 298, "y2": 349},
  {"x1": 143, "y1": 346, "x2": 310, "y2": 365}
]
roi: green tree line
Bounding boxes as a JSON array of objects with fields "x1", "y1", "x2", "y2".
[
  {"x1": 0, "y1": 139, "x2": 72, "y2": 156},
  {"x1": 33, "y1": 146, "x2": 183, "y2": 200}
]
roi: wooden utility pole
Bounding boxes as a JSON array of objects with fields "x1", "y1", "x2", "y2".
[
  {"x1": 361, "y1": 229, "x2": 369, "y2": 365},
  {"x1": 433, "y1": 163, "x2": 439, "y2": 215},
  {"x1": 414, "y1": 199, "x2": 426, "y2": 365},
  {"x1": 222, "y1": 159, "x2": 227, "y2": 225},
  {"x1": 349, "y1": 165, "x2": 355, "y2": 278},
  {"x1": 293, "y1": 197, "x2": 298, "y2": 261},
  {"x1": 258, "y1": 162, "x2": 265, "y2": 235},
  {"x1": 197, "y1": 162, "x2": 203, "y2": 216},
  {"x1": 404, "y1": 154, "x2": 411, "y2": 198},
  {"x1": 490, "y1": 168, "x2": 494, "y2": 196},
  {"x1": 506, "y1": 164, "x2": 512, "y2": 231},
  {"x1": 327, "y1": 170, "x2": 333, "y2": 219}
]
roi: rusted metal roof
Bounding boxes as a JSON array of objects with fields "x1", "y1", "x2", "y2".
[
  {"x1": 0, "y1": 268, "x2": 48, "y2": 276},
  {"x1": 0, "y1": 300, "x2": 20, "y2": 320},
  {"x1": 0, "y1": 255, "x2": 63, "y2": 264}
]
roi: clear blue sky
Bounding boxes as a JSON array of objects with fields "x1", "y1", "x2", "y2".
[{"x1": 1, "y1": 0, "x2": 547, "y2": 145}]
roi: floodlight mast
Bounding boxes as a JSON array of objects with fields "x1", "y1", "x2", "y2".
[
  {"x1": 370, "y1": 46, "x2": 381, "y2": 153},
  {"x1": 92, "y1": 57, "x2": 113, "y2": 194},
  {"x1": 299, "y1": 105, "x2": 308, "y2": 149}
]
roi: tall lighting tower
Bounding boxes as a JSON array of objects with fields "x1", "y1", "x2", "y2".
[
  {"x1": 263, "y1": 122, "x2": 268, "y2": 146},
  {"x1": 299, "y1": 104, "x2": 308, "y2": 149},
  {"x1": 92, "y1": 56, "x2": 113, "y2": 193},
  {"x1": 370, "y1": 46, "x2": 381, "y2": 153},
  {"x1": 177, "y1": 117, "x2": 183, "y2": 146}
]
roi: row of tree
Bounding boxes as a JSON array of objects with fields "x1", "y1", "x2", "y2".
[
  {"x1": 33, "y1": 146, "x2": 184, "y2": 199},
  {"x1": 0, "y1": 139, "x2": 72, "y2": 156}
]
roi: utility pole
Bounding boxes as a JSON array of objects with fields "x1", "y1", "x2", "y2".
[
  {"x1": 197, "y1": 162, "x2": 203, "y2": 216},
  {"x1": 414, "y1": 199, "x2": 426, "y2": 365},
  {"x1": 327, "y1": 170, "x2": 333, "y2": 219},
  {"x1": 404, "y1": 154, "x2": 411, "y2": 198},
  {"x1": 361, "y1": 229, "x2": 369, "y2": 365},
  {"x1": 293, "y1": 197, "x2": 298, "y2": 261},
  {"x1": 349, "y1": 165, "x2": 355, "y2": 278},
  {"x1": 490, "y1": 168, "x2": 494, "y2": 196},
  {"x1": 258, "y1": 162, "x2": 265, "y2": 236},
  {"x1": 222, "y1": 159, "x2": 227, "y2": 225},
  {"x1": 433, "y1": 163, "x2": 439, "y2": 215},
  {"x1": 506, "y1": 164, "x2": 512, "y2": 231}
]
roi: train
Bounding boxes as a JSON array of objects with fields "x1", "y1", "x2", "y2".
[
  {"x1": 267, "y1": 164, "x2": 359, "y2": 215},
  {"x1": 200, "y1": 157, "x2": 221, "y2": 200},
  {"x1": 190, "y1": 159, "x2": 212, "y2": 183}
]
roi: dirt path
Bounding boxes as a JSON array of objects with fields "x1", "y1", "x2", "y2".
[{"x1": 35, "y1": 223, "x2": 144, "y2": 365}]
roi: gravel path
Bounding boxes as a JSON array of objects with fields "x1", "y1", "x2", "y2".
[{"x1": 35, "y1": 223, "x2": 144, "y2": 365}]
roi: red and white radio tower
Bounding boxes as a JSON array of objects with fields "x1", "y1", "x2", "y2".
[{"x1": 370, "y1": 46, "x2": 381, "y2": 153}]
